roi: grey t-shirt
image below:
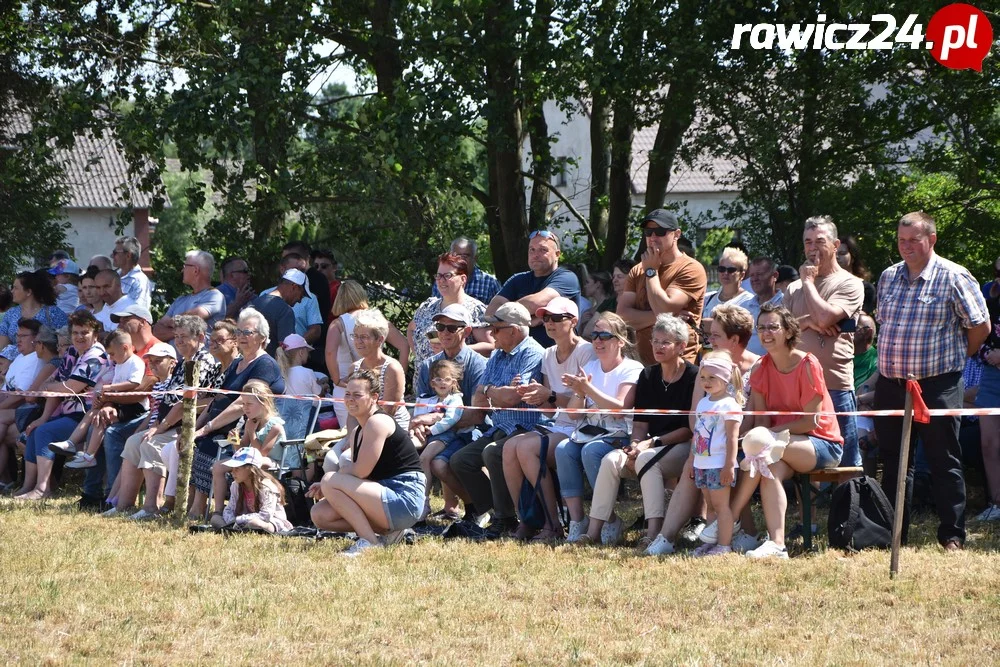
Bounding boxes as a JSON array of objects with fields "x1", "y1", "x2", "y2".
[
  {"x1": 166, "y1": 288, "x2": 227, "y2": 328},
  {"x1": 249, "y1": 293, "x2": 296, "y2": 356}
]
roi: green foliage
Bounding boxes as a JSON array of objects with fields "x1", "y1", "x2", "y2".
[{"x1": 149, "y1": 169, "x2": 214, "y2": 309}]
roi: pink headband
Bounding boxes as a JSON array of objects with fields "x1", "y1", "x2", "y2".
[{"x1": 700, "y1": 358, "x2": 733, "y2": 383}]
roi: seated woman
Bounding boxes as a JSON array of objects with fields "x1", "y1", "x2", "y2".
[
  {"x1": 734, "y1": 303, "x2": 843, "y2": 560},
  {"x1": 501, "y1": 296, "x2": 595, "y2": 540},
  {"x1": 554, "y1": 312, "x2": 643, "y2": 543},
  {"x1": 586, "y1": 314, "x2": 698, "y2": 548},
  {"x1": 191, "y1": 308, "x2": 284, "y2": 519},
  {"x1": 347, "y1": 308, "x2": 409, "y2": 431},
  {"x1": 15, "y1": 311, "x2": 108, "y2": 499},
  {"x1": 309, "y1": 370, "x2": 426, "y2": 556}
]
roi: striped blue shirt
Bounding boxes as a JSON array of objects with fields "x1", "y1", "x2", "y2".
[
  {"x1": 877, "y1": 254, "x2": 988, "y2": 380},
  {"x1": 478, "y1": 336, "x2": 545, "y2": 433}
]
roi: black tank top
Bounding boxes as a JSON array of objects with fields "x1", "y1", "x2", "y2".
[{"x1": 352, "y1": 412, "x2": 422, "y2": 482}]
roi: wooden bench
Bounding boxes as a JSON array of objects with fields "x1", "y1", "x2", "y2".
[{"x1": 799, "y1": 467, "x2": 864, "y2": 551}]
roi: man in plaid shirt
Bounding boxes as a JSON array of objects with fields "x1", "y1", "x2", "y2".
[{"x1": 874, "y1": 211, "x2": 990, "y2": 551}]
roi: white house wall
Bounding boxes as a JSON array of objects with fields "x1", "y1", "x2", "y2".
[{"x1": 62, "y1": 208, "x2": 134, "y2": 265}]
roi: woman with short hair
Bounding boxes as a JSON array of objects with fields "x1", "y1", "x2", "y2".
[{"x1": 0, "y1": 270, "x2": 69, "y2": 351}]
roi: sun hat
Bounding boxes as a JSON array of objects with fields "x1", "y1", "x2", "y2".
[{"x1": 740, "y1": 427, "x2": 790, "y2": 479}]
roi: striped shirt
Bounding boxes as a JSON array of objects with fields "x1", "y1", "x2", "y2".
[
  {"x1": 478, "y1": 336, "x2": 544, "y2": 433},
  {"x1": 876, "y1": 254, "x2": 988, "y2": 379}
]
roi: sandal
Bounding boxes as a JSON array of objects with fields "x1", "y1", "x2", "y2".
[{"x1": 530, "y1": 528, "x2": 564, "y2": 544}]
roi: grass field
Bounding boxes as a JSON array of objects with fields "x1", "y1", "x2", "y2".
[{"x1": 2, "y1": 497, "x2": 999, "y2": 665}]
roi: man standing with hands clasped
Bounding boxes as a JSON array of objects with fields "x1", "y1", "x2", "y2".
[{"x1": 874, "y1": 211, "x2": 989, "y2": 551}]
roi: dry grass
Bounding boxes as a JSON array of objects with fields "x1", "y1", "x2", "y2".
[{"x1": 1, "y1": 498, "x2": 999, "y2": 665}]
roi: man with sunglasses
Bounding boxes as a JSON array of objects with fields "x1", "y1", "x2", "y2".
[
  {"x1": 619, "y1": 209, "x2": 706, "y2": 365},
  {"x1": 413, "y1": 304, "x2": 487, "y2": 404},
  {"x1": 485, "y1": 230, "x2": 580, "y2": 347}
]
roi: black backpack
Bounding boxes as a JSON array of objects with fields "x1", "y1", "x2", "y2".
[
  {"x1": 281, "y1": 476, "x2": 312, "y2": 527},
  {"x1": 828, "y1": 476, "x2": 894, "y2": 551}
]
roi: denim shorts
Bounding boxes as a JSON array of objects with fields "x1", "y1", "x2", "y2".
[
  {"x1": 694, "y1": 467, "x2": 735, "y2": 490},
  {"x1": 380, "y1": 471, "x2": 427, "y2": 531},
  {"x1": 810, "y1": 436, "x2": 843, "y2": 469},
  {"x1": 975, "y1": 365, "x2": 1000, "y2": 408},
  {"x1": 429, "y1": 431, "x2": 472, "y2": 463}
]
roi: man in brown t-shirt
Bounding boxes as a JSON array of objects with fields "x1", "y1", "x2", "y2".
[
  {"x1": 618, "y1": 210, "x2": 706, "y2": 364},
  {"x1": 783, "y1": 215, "x2": 864, "y2": 466}
]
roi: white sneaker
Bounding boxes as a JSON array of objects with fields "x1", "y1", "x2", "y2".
[
  {"x1": 65, "y1": 452, "x2": 97, "y2": 469},
  {"x1": 732, "y1": 530, "x2": 763, "y2": 553},
  {"x1": 600, "y1": 516, "x2": 624, "y2": 546},
  {"x1": 746, "y1": 539, "x2": 789, "y2": 560},
  {"x1": 101, "y1": 507, "x2": 121, "y2": 518},
  {"x1": 974, "y1": 504, "x2": 1000, "y2": 522},
  {"x1": 129, "y1": 509, "x2": 159, "y2": 521},
  {"x1": 473, "y1": 511, "x2": 492, "y2": 528},
  {"x1": 342, "y1": 538, "x2": 378, "y2": 557},
  {"x1": 644, "y1": 534, "x2": 675, "y2": 556},
  {"x1": 566, "y1": 517, "x2": 590, "y2": 543},
  {"x1": 699, "y1": 544, "x2": 733, "y2": 558},
  {"x1": 700, "y1": 519, "x2": 741, "y2": 545}
]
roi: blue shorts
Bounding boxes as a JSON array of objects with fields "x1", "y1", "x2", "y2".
[
  {"x1": 975, "y1": 365, "x2": 1000, "y2": 409},
  {"x1": 810, "y1": 436, "x2": 843, "y2": 469},
  {"x1": 380, "y1": 471, "x2": 427, "y2": 531},
  {"x1": 694, "y1": 467, "x2": 735, "y2": 490},
  {"x1": 429, "y1": 431, "x2": 472, "y2": 462}
]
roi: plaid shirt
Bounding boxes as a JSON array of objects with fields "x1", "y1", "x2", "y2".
[
  {"x1": 876, "y1": 254, "x2": 988, "y2": 380},
  {"x1": 478, "y1": 336, "x2": 544, "y2": 434},
  {"x1": 432, "y1": 266, "x2": 501, "y2": 305}
]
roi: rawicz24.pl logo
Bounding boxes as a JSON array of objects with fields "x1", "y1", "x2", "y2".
[{"x1": 730, "y1": 2, "x2": 994, "y2": 71}]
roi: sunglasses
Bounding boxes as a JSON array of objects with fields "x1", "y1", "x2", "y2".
[
  {"x1": 434, "y1": 323, "x2": 464, "y2": 333},
  {"x1": 529, "y1": 230, "x2": 557, "y2": 241},
  {"x1": 541, "y1": 313, "x2": 573, "y2": 323},
  {"x1": 489, "y1": 325, "x2": 513, "y2": 334},
  {"x1": 235, "y1": 328, "x2": 259, "y2": 337},
  {"x1": 756, "y1": 323, "x2": 783, "y2": 332},
  {"x1": 717, "y1": 266, "x2": 741, "y2": 274},
  {"x1": 589, "y1": 331, "x2": 616, "y2": 341},
  {"x1": 642, "y1": 228, "x2": 669, "y2": 237}
]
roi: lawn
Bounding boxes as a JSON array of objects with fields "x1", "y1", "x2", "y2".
[{"x1": 2, "y1": 497, "x2": 999, "y2": 665}]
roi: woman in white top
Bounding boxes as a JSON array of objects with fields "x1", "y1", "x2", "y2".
[
  {"x1": 325, "y1": 281, "x2": 407, "y2": 428},
  {"x1": 554, "y1": 312, "x2": 643, "y2": 542},
  {"x1": 501, "y1": 296, "x2": 595, "y2": 541},
  {"x1": 700, "y1": 247, "x2": 754, "y2": 344}
]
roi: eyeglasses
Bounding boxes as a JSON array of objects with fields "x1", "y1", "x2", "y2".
[
  {"x1": 430, "y1": 377, "x2": 454, "y2": 385},
  {"x1": 717, "y1": 266, "x2": 741, "y2": 274},
  {"x1": 209, "y1": 337, "x2": 233, "y2": 346},
  {"x1": 435, "y1": 323, "x2": 464, "y2": 333},
  {"x1": 529, "y1": 230, "x2": 557, "y2": 242},
  {"x1": 651, "y1": 338, "x2": 676, "y2": 348},
  {"x1": 541, "y1": 313, "x2": 573, "y2": 323},
  {"x1": 434, "y1": 272, "x2": 458, "y2": 281},
  {"x1": 589, "y1": 331, "x2": 616, "y2": 341},
  {"x1": 111, "y1": 249, "x2": 125, "y2": 255},
  {"x1": 642, "y1": 228, "x2": 669, "y2": 237},
  {"x1": 183, "y1": 263, "x2": 197, "y2": 269},
  {"x1": 489, "y1": 325, "x2": 512, "y2": 334},
  {"x1": 756, "y1": 323, "x2": 783, "y2": 332},
  {"x1": 235, "y1": 328, "x2": 259, "y2": 337},
  {"x1": 351, "y1": 333, "x2": 375, "y2": 342}
]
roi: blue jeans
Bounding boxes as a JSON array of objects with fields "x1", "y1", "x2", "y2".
[
  {"x1": 555, "y1": 438, "x2": 619, "y2": 499},
  {"x1": 24, "y1": 415, "x2": 82, "y2": 463},
  {"x1": 829, "y1": 389, "x2": 859, "y2": 467},
  {"x1": 82, "y1": 412, "x2": 148, "y2": 498}
]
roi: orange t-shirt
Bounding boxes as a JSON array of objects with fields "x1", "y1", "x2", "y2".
[
  {"x1": 624, "y1": 256, "x2": 706, "y2": 364},
  {"x1": 749, "y1": 352, "x2": 843, "y2": 444}
]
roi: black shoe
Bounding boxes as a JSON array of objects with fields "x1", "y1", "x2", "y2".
[
  {"x1": 486, "y1": 516, "x2": 520, "y2": 538},
  {"x1": 77, "y1": 495, "x2": 105, "y2": 512}
]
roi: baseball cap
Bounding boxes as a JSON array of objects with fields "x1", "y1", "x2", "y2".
[
  {"x1": 639, "y1": 209, "x2": 680, "y2": 231},
  {"x1": 432, "y1": 303, "x2": 472, "y2": 326},
  {"x1": 483, "y1": 302, "x2": 531, "y2": 327},
  {"x1": 143, "y1": 342, "x2": 178, "y2": 360},
  {"x1": 0, "y1": 344, "x2": 17, "y2": 361},
  {"x1": 535, "y1": 296, "x2": 578, "y2": 319},
  {"x1": 280, "y1": 269, "x2": 312, "y2": 297},
  {"x1": 280, "y1": 333, "x2": 314, "y2": 351},
  {"x1": 48, "y1": 259, "x2": 81, "y2": 275},
  {"x1": 49, "y1": 250, "x2": 70, "y2": 262},
  {"x1": 776, "y1": 265, "x2": 799, "y2": 283},
  {"x1": 222, "y1": 447, "x2": 265, "y2": 469},
  {"x1": 110, "y1": 303, "x2": 154, "y2": 324}
]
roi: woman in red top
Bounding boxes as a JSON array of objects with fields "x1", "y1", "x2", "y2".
[{"x1": 733, "y1": 303, "x2": 843, "y2": 559}]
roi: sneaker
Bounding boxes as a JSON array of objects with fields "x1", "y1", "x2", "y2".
[
  {"x1": 566, "y1": 517, "x2": 590, "y2": 543},
  {"x1": 691, "y1": 542, "x2": 715, "y2": 557},
  {"x1": 77, "y1": 494, "x2": 105, "y2": 512},
  {"x1": 65, "y1": 452, "x2": 97, "y2": 469},
  {"x1": 381, "y1": 529, "x2": 405, "y2": 546},
  {"x1": 101, "y1": 507, "x2": 121, "y2": 518},
  {"x1": 644, "y1": 534, "x2": 675, "y2": 556},
  {"x1": 342, "y1": 537, "x2": 378, "y2": 557},
  {"x1": 678, "y1": 517, "x2": 707, "y2": 543},
  {"x1": 732, "y1": 530, "x2": 763, "y2": 553},
  {"x1": 48, "y1": 439, "x2": 77, "y2": 457},
  {"x1": 746, "y1": 539, "x2": 789, "y2": 560},
  {"x1": 974, "y1": 504, "x2": 1000, "y2": 522},
  {"x1": 129, "y1": 509, "x2": 159, "y2": 521},
  {"x1": 600, "y1": 516, "x2": 624, "y2": 546},
  {"x1": 430, "y1": 508, "x2": 462, "y2": 521},
  {"x1": 700, "y1": 519, "x2": 741, "y2": 545},
  {"x1": 699, "y1": 544, "x2": 733, "y2": 558},
  {"x1": 473, "y1": 511, "x2": 492, "y2": 528}
]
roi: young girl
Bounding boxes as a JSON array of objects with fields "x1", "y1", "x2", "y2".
[
  {"x1": 688, "y1": 350, "x2": 743, "y2": 557},
  {"x1": 238, "y1": 379, "x2": 289, "y2": 467},
  {"x1": 276, "y1": 333, "x2": 321, "y2": 396},
  {"x1": 216, "y1": 446, "x2": 293, "y2": 533},
  {"x1": 412, "y1": 359, "x2": 465, "y2": 519}
]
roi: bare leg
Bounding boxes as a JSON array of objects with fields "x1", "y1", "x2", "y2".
[
  {"x1": 709, "y1": 486, "x2": 734, "y2": 547},
  {"x1": 84, "y1": 422, "x2": 105, "y2": 457},
  {"x1": 243, "y1": 516, "x2": 276, "y2": 533},
  {"x1": 321, "y1": 472, "x2": 393, "y2": 543},
  {"x1": 211, "y1": 461, "x2": 229, "y2": 514},
  {"x1": 431, "y1": 458, "x2": 472, "y2": 505},
  {"x1": 517, "y1": 436, "x2": 564, "y2": 533},
  {"x1": 310, "y1": 497, "x2": 354, "y2": 532},
  {"x1": 115, "y1": 460, "x2": 144, "y2": 510},
  {"x1": 14, "y1": 461, "x2": 38, "y2": 498},
  {"x1": 502, "y1": 433, "x2": 534, "y2": 517},
  {"x1": 419, "y1": 440, "x2": 447, "y2": 497},
  {"x1": 189, "y1": 488, "x2": 207, "y2": 518},
  {"x1": 142, "y1": 469, "x2": 164, "y2": 513},
  {"x1": 659, "y1": 468, "x2": 700, "y2": 541}
]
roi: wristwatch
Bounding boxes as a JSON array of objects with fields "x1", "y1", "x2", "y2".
[
  {"x1": 644, "y1": 267, "x2": 657, "y2": 279},
  {"x1": 652, "y1": 437, "x2": 663, "y2": 448},
  {"x1": 547, "y1": 390, "x2": 557, "y2": 405},
  {"x1": 481, "y1": 384, "x2": 492, "y2": 397}
]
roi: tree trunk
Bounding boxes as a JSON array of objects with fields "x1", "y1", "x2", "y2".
[
  {"x1": 589, "y1": 93, "x2": 611, "y2": 252},
  {"x1": 171, "y1": 358, "x2": 200, "y2": 527},
  {"x1": 524, "y1": 0, "x2": 554, "y2": 232},
  {"x1": 643, "y1": 88, "x2": 698, "y2": 212},
  {"x1": 603, "y1": 98, "x2": 635, "y2": 269}
]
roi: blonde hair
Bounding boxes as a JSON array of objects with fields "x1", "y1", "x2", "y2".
[
  {"x1": 593, "y1": 312, "x2": 638, "y2": 360},
  {"x1": 700, "y1": 349, "x2": 744, "y2": 405},
  {"x1": 430, "y1": 358, "x2": 463, "y2": 395},
  {"x1": 242, "y1": 379, "x2": 280, "y2": 421},
  {"x1": 234, "y1": 465, "x2": 285, "y2": 515},
  {"x1": 719, "y1": 247, "x2": 748, "y2": 272},
  {"x1": 275, "y1": 346, "x2": 309, "y2": 382},
  {"x1": 332, "y1": 280, "x2": 369, "y2": 317}
]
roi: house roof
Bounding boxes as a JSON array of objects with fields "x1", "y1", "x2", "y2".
[{"x1": 631, "y1": 125, "x2": 738, "y2": 196}]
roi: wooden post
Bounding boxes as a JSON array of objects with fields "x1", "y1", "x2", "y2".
[
  {"x1": 890, "y1": 378, "x2": 915, "y2": 579},
  {"x1": 171, "y1": 358, "x2": 199, "y2": 527}
]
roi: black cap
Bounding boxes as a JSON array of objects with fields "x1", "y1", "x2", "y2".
[
  {"x1": 639, "y1": 209, "x2": 679, "y2": 230},
  {"x1": 776, "y1": 265, "x2": 799, "y2": 283}
]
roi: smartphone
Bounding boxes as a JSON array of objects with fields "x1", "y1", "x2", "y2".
[
  {"x1": 578, "y1": 424, "x2": 607, "y2": 437},
  {"x1": 837, "y1": 317, "x2": 857, "y2": 333}
]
